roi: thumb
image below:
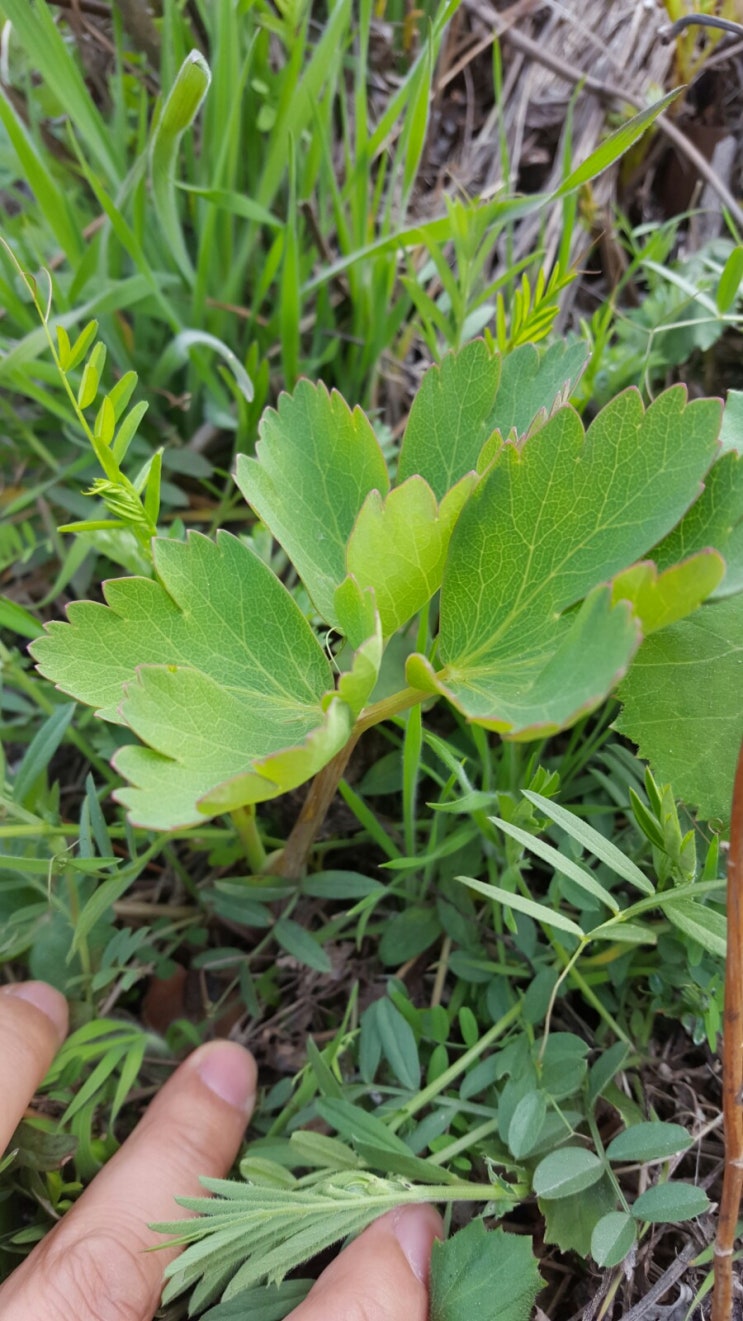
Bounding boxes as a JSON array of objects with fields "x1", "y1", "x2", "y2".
[{"x1": 288, "y1": 1204, "x2": 443, "y2": 1321}]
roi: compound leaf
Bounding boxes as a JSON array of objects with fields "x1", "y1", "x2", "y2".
[
  {"x1": 616, "y1": 594, "x2": 743, "y2": 825},
  {"x1": 235, "y1": 381, "x2": 389, "y2": 625},
  {"x1": 430, "y1": 1222, "x2": 542, "y2": 1321},
  {"x1": 31, "y1": 532, "x2": 349, "y2": 829},
  {"x1": 407, "y1": 387, "x2": 721, "y2": 737}
]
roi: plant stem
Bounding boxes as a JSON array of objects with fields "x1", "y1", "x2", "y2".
[
  {"x1": 231, "y1": 804, "x2": 267, "y2": 872},
  {"x1": 270, "y1": 735, "x2": 360, "y2": 880},
  {"x1": 712, "y1": 738, "x2": 743, "y2": 1321}
]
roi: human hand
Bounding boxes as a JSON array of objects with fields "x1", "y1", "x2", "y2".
[{"x1": 0, "y1": 981, "x2": 442, "y2": 1319}]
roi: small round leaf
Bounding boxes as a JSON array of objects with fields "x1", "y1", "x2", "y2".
[
  {"x1": 632, "y1": 1182, "x2": 710, "y2": 1224},
  {"x1": 533, "y1": 1147, "x2": 604, "y2": 1200},
  {"x1": 606, "y1": 1122, "x2": 692, "y2": 1163},
  {"x1": 591, "y1": 1211, "x2": 637, "y2": 1267}
]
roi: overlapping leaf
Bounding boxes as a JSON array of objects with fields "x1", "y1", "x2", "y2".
[
  {"x1": 650, "y1": 449, "x2": 743, "y2": 599},
  {"x1": 235, "y1": 381, "x2": 388, "y2": 626},
  {"x1": 616, "y1": 594, "x2": 743, "y2": 825},
  {"x1": 31, "y1": 532, "x2": 352, "y2": 829},
  {"x1": 405, "y1": 387, "x2": 722, "y2": 736}
]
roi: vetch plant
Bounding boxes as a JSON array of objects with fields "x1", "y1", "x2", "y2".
[{"x1": 29, "y1": 331, "x2": 743, "y2": 873}]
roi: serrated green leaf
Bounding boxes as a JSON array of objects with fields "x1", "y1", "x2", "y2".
[
  {"x1": 532, "y1": 1147, "x2": 604, "y2": 1199},
  {"x1": 651, "y1": 452, "x2": 743, "y2": 600},
  {"x1": 407, "y1": 388, "x2": 720, "y2": 737},
  {"x1": 616, "y1": 595, "x2": 743, "y2": 825},
  {"x1": 606, "y1": 1122, "x2": 692, "y2": 1163},
  {"x1": 591, "y1": 1211, "x2": 637, "y2": 1267},
  {"x1": 430, "y1": 1222, "x2": 542, "y2": 1321},
  {"x1": 663, "y1": 897, "x2": 726, "y2": 959},
  {"x1": 31, "y1": 532, "x2": 349, "y2": 829},
  {"x1": 236, "y1": 382, "x2": 388, "y2": 626},
  {"x1": 346, "y1": 474, "x2": 475, "y2": 637},
  {"x1": 540, "y1": 1175, "x2": 617, "y2": 1255},
  {"x1": 486, "y1": 339, "x2": 588, "y2": 440},
  {"x1": 611, "y1": 553, "x2": 724, "y2": 633},
  {"x1": 721, "y1": 389, "x2": 743, "y2": 454},
  {"x1": 397, "y1": 340, "x2": 500, "y2": 500},
  {"x1": 631, "y1": 1181, "x2": 710, "y2": 1223}
]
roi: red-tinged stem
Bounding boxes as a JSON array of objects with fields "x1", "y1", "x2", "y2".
[{"x1": 712, "y1": 738, "x2": 743, "y2": 1321}]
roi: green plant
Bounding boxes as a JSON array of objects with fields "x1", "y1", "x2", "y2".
[{"x1": 28, "y1": 320, "x2": 743, "y2": 857}]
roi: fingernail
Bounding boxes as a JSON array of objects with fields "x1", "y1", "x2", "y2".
[
  {"x1": 391, "y1": 1205, "x2": 443, "y2": 1285},
  {"x1": 194, "y1": 1042, "x2": 256, "y2": 1114},
  {"x1": 0, "y1": 981, "x2": 68, "y2": 1043}
]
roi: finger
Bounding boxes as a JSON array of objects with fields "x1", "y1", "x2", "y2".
[
  {"x1": 288, "y1": 1204, "x2": 444, "y2": 1321},
  {"x1": 0, "y1": 1040, "x2": 256, "y2": 1321},
  {"x1": 0, "y1": 982, "x2": 68, "y2": 1151}
]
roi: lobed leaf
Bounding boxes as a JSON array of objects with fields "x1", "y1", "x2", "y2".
[
  {"x1": 430, "y1": 1222, "x2": 542, "y2": 1321},
  {"x1": 616, "y1": 594, "x2": 743, "y2": 825},
  {"x1": 346, "y1": 474, "x2": 476, "y2": 637},
  {"x1": 407, "y1": 387, "x2": 721, "y2": 737},
  {"x1": 651, "y1": 450, "x2": 743, "y2": 600},
  {"x1": 31, "y1": 533, "x2": 349, "y2": 829},
  {"x1": 235, "y1": 381, "x2": 388, "y2": 626}
]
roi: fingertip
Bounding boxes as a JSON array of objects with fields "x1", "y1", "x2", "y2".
[
  {"x1": 0, "y1": 981, "x2": 68, "y2": 1045},
  {"x1": 388, "y1": 1204, "x2": 444, "y2": 1285},
  {"x1": 190, "y1": 1040, "x2": 257, "y2": 1115}
]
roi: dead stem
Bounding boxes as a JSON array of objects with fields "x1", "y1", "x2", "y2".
[{"x1": 712, "y1": 738, "x2": 743, "y2": 1321}]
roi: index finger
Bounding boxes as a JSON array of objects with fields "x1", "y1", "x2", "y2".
[{"x1": 0, "y1": 982, "x2": 69, "y2": 1151}]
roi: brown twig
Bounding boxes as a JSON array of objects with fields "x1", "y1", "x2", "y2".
[
  {"x1": 712, "y1": 738, "x2": 743, "y2": 1321},
  {"x1": 479, "y1": 6, "x2": 743, "y2": 238}
]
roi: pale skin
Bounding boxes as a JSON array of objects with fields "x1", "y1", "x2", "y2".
[{"x1": 0, "y1": 982, "x2": 443, "y2": 1321}]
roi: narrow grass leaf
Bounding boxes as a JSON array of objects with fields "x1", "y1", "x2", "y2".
[
  {"x1": 489, "y1": 816, "x2": 618, "y2": 912},
  {"x1": 456, "y1": 875, "x2": 585, "y2": 938},
  {"x1": 13, "y1": 703, "x2": 76, "y2": 804},
  {"x1": 523, "y1": 791, "x2": 654, "y2": 895}
]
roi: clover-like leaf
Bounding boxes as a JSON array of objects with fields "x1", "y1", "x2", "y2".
[
  {"x1": 616, "y1": 594, "x2": 743, "y2": 825},
  {"x1": 346, "y1": 474, "x2": 476, "y2": 637},
  {"x1": 407, "y1": 387, "x2": 722, "y2": 737},
  {"x1": 31, "y1": 532, "x2": 350, "y2": 829},
  {"x1": 235, "y1": 381, "x2": 389, "y2": 625}
]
